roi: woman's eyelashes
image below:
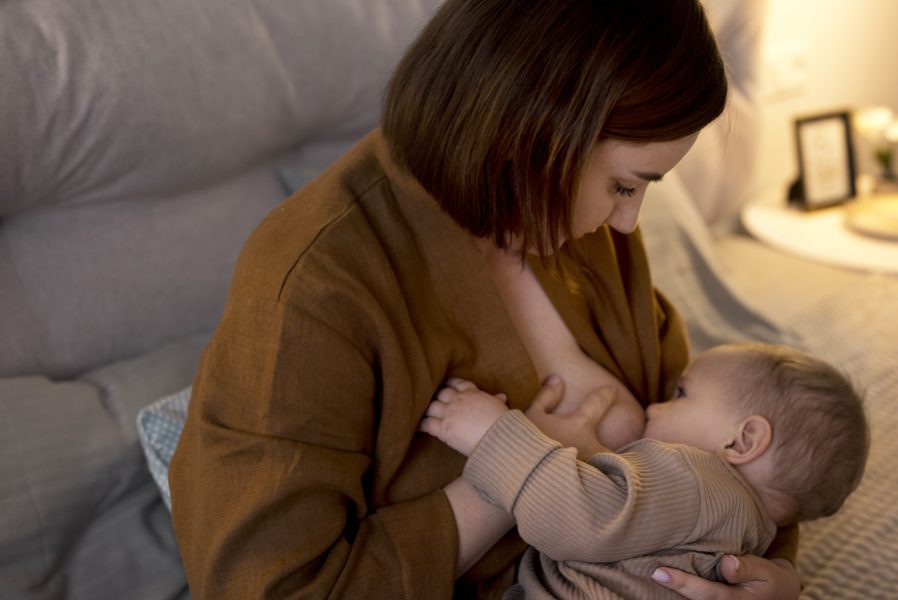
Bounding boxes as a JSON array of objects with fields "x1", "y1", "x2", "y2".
[{"x1": 613, "y1": 181, "x2": 637, "y2": 198}]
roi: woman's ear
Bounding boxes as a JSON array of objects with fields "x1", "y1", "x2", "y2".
[{"x1": 723, "y1": 415, "x2": 772, "y2": 465}]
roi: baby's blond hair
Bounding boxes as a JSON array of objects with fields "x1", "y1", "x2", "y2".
[{"x1": 724, "y1": 342, "x2": 869, "y2": 524}]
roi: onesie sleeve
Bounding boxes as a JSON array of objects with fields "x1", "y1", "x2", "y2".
[{"x1": 464, "y1": 411, "x2": 703, "y2": 563}]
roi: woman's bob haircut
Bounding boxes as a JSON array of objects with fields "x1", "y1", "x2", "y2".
[{"x1": 383, "y1": 0, "x2": 728, "y2": 258}]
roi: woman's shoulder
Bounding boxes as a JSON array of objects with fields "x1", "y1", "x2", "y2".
[
  {"x1": 253, "y1": 134, "x2": 385, "y2": 247},
  {"x1": 232, "y1": 132, "x2": 406, "y2": 301}
]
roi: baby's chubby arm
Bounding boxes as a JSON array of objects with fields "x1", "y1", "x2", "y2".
[{"x1": 420, "y1": 377, "x2": 618, "y2": 459}]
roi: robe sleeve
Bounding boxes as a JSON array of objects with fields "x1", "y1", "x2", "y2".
[{"x1": 169, "y1": 294, "x2": 458, "y2": 599}]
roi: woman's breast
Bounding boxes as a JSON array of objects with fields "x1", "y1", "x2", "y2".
[{"x1": 485, "y1": 253, "x2": 645, "y2": 448}]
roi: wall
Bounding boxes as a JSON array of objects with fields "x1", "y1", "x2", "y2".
[{"x1": 755, "y1": 0, "x2": 898, "y2": 197}]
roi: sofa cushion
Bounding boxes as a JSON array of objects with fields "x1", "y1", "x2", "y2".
[
  {"x1": 0, "y1": 164, "x2": 285, "y2": 378},
  {"x1": 0, "y1": 334, "x2": 206, "y2": 598},
  {"x1": 0, "y1": 0, "x2": 435, "y2": 216},
  {"x1": 0, "y1": 0, "x2": 441, "y2": 379}
]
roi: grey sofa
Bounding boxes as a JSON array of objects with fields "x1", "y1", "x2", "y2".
[{"x1": 0, "y1": 1, "x2": 440, "y2": 597}]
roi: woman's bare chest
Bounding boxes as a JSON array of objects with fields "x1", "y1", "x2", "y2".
[{"x1": 483, "y1": 252, "x2": 620, "y2": 413}]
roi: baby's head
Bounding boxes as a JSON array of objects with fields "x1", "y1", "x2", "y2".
[{"x1": 645, "y1": 342, "x2": 869, "y2": 525}]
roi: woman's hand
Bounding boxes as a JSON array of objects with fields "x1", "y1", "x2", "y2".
[
  {"x1": 651, "y1": 555, "x2": 800, "y2": 599},
  {"x1": 525, "y1": 378, "x2": 615, "y2": 459},
  {"x1": 541, "y1": 352, "x2": 646, "y2": 450},
  {"x1": 419, "y1": 378, "x2": 509, "y2": 456}
]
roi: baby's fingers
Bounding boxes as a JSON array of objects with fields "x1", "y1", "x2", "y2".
[
  {"x1": 425, "y1": 399, "x2": 447, "y2": 418},
  {"x1": 445, "y1": 377, "x2": 478, "y2": 392},
  {"x1": 418, "y1": 416, "x2": 442, "y2": 436},
  {"x1": 419, "y1": 400, "x2": 447, "y2": 437}
]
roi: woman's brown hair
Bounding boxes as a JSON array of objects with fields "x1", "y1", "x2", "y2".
[{"x1": 382, "y1": 0, "x2": 728, "y2": 257}]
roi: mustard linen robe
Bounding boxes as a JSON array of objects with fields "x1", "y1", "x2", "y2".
[{"x1": 169, "y1": 129, "x2": 689, "y2": 599}]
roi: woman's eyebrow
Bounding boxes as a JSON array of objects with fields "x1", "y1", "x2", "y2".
[{"x1": 632, "y1": 170, "x2": 664, "y2": 182}]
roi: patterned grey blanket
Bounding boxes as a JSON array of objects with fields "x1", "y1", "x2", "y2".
[{"x1": 790, "y1": 276, "x2": 898, "y2": 599}]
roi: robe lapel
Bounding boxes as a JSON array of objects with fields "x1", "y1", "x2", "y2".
[{"x1": 374, "y1": 132, "x2": 540, "y2": 410}]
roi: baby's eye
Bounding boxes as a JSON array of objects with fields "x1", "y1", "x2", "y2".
[
  {"x1": 613, "y1": 182, "x2": 637, "y2": 198},
  {"x1": 674, "y1": 384, "x2": 686, "y2": 399}
]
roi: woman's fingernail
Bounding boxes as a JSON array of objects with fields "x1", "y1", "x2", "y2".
[
  {"x1": 651, "y1": 568, "x2": 671, "y2": 583},
  {"x1": 545, "y1": 375, "x2": 561, "y2": 386},
  {"x1": 725, "y1": 555, "x2": 740, "y2": 571}
]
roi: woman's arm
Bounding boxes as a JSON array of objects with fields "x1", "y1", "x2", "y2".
[
  {"x1": 169, "y1": 300, "x2": 462, "y2": 599},
  {"x1": 443, "y1": 477, "x2": 515, "y2": 576}
]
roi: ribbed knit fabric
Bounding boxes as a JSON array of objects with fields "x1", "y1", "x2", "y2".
[{"x1": 465, "y1": 411, "x2": 777, "y2": 599}]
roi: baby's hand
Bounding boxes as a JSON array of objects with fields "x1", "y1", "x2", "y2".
[{"x1": 419, "y1": 378, "x2": 509, "y2": 456}]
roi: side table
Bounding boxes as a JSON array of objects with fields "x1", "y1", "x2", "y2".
[{"x1": 741, "y1": 192, "x2": 898, "y2": 275}]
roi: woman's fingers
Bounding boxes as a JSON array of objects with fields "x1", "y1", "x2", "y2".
[
  {"x1": 650, "y1": 554, "x2": 801, "y2": 600},
  {"x1": 581, "y1": 386, "x2": 617, "y2": 420},
  {"x1": 528, "y1": 376, "x2": 565, "y2": 414},
  {"x1": 650, "y1": 567, "x2": 727, "y2": 600}
]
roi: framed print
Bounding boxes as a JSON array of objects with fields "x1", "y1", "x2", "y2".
[{"x1": 791, "y1": 111, "x2": 857, "y2": 210}]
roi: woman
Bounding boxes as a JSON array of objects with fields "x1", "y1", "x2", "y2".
[{"x1": 169, "y1": 1, "x2": 800, "y2": 598}]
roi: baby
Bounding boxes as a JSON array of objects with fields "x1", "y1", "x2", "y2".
[{"x1": 421, "y1": 342, "x2": 869, "y2": 599}]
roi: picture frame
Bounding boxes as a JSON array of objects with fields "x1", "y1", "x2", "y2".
[{"x1": 789, "y1": 111, "x2": 857, "y2": 210}]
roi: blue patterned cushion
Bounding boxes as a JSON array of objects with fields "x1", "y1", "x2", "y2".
[{"x1": 136, "y1": 386, "x2": 191, "y2": 510}]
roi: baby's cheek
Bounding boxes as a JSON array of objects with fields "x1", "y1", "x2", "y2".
[{"x1": 595, "y1": 391, "x2": 646, "y2": 451}]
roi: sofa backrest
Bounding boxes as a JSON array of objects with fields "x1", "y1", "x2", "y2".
[{"x1": 0, "y1": 0, "x2": 441, "y2": 378}]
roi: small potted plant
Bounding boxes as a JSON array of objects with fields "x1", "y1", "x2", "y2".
[{"x1": 853, "y1": 106, "x2": 898, "y2": 190}]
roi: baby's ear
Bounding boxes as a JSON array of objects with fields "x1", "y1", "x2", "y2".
[{"x1": 723, "y1": 415, "x2": 772, "y2": 465}]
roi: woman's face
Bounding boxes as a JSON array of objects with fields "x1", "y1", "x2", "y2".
[{"x1": 569, "y1": 133, "x2": 699, "y2": 240}]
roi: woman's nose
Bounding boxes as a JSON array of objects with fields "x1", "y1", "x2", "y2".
[{"x1": 607, "y1": 196, "x2": 643, "y2": 234}]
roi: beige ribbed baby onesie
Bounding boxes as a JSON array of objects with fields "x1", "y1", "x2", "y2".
[{"x1": 464, "y1": 410, "x2": 777, "y2": 599}]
